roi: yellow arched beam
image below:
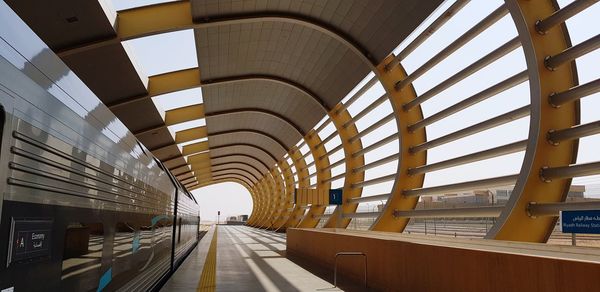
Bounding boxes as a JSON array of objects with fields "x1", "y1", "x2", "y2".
[
  {"x1": 323, "y1": 106, "x2": 365, "y2": 228},
  {"x1": 260, "y1": 167, "x2": 285, "y2": 228},
  {"x1": 57, "y1": 0, "x2": 376, "y2": 68},
  {"x1": 246, "y1": 186, "x2": 257, "y2": 226},
  {"x1": 248, "y1": 176, "x2": 264, "y2": 226},
  {"x1": 488, "y1": 0, "x2": 578, "y2": 242},
  {"x1": 297, "y1": 130, "x2": 332, "y2": 228},
  {"x1": 247, "y1": 182, "x2": 261, "y2": 226},
  {"x1": 270, "y1": 158, "x2": 294, "y2": 231},
  {"x1": 257, "y1": 171, "x2": 279, "y2": 228},
  {"x1": 253, "y1": 175, "x2": 273, "y2": 227},
  {"x1": 371, "y1": 55, "x2": 426, "y2": 232},
  {"x1": 250, "y1": 181, "x2": 266, "y2": 227},
  {"x1": 282, "y1": 146, "x2": 309, "y2": 228}
]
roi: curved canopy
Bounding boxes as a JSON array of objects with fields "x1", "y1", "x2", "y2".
[{"x1": 6, "y1": 0, "x2": 443, "y2": 189}]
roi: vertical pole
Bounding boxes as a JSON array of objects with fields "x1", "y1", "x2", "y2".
[{"x1": 571, "y1": 233, "x2": 577, "y2": 246}]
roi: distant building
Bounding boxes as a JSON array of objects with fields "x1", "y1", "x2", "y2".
[{"x1": 416, "y1": 185, "x2": 587, "y2": 209}]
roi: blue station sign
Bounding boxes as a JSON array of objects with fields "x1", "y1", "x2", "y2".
[
  {"x1": 329, "y1": 189, "x2": 343, "y2": 205},
  {"x1": 560, "y1": 210, "x2": 600, "y2": 234}
]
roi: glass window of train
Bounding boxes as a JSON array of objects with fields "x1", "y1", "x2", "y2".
[{"x1": 61, "y1": 222, "x2": 104, "y2": 291}]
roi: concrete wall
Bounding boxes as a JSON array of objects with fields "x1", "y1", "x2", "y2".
[{"x1": 286, "y1": 228, "x2": 600, "y2": 292}]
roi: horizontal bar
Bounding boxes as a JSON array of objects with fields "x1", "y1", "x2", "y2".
[
  {"x1": 349, "y1": 112, "x2": 395, "y2": 143},
  {"x1": 343, "y1": 93, "x2": 388, "y2": 128},
  {"x1": 336, "y1": 75, "x2": 379, "y2": 114},
  {"x1": 403, "y1": 174, "x2": 518, "y2": 197},
  {"x1": 404, "y1": 36, "x2": 521, "y2": 110},
  {"x1": 302, "y1": 160, "x2": 316, "y2": 170},
  {"x1": 409, "y1": 70, "x2": 528, "y2": 131},
  {"x1": 295, "y1": 140, "x2": 306, "y2": 151},
  {"x1": 342, "y1": 211, "x2": 381, "y2": 219},
  {"x1": 299, "y1": 149, "x2": 312, "y2": 160},
  {"x1": 349, "y1": 193, "x2": 390, "y2": 204},
  {"x1": 323, "y1": 172, "x2": 346, "y2": 184},
  {"x1": 313, "y1": 119, "x2": 332, "y2": 136},
  {"x1": 352, "y1": 132, "x2": 398, "y2": 157},
  {"x1": 392, "y1": 0, "x2": 471, "y2": 65},
  {"x1": 315, "y1": 130, "x2": 337, "y2": 149},
  {"x1": 548, "y1": 120, "x2": 600, "y2": 144},
  {"x1": 535, "y1": 0, "x2": 599, "y2": 34},
  {"x1": 352, "y1": 173, "x2": 396, "y2": 189},
  {"x1": 410, "y1": 106, "x2": 530, "y2": 153},
  {"x1": 319, "y1": 143, "x2": 344, "y2": 160},
  {"x1": 353, "y1": 152, "x2": 398, "y2": 174},
  {"x1": 540, "y1": 161, "x2": 600, "y2": 181},
  {"x1": 322, "y1": 157, "x2": 346, "y2": 172},
  {"x1": 528, "y1": 200, "x2": 600, "y2": 217},
  {"x1": 545, "y1": 34, "x2": 600, "y2": 70},
  {"x1": 394, "y1": 206, "x2": 504, "y2": 219},
  {"x1": 408, "y1": 140, "x2": 527, "y2": 175},
  {"x1": 396, "y1": 4, "x2": 509, "y2": 92},
  {"x1": 302, "y1": 171, "x2": 317, "y2": 181},
  {"x1": 549, "y1": 77, "x2": 600, "y2": 107}
]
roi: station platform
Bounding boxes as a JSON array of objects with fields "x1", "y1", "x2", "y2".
[{"x1": 161, "y1": 225, "x2": 343, "y2": 291}]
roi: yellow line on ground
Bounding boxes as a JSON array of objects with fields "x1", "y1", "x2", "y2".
[{"x1": 197, "y1": 226, "x2": 218, "y2": 292}]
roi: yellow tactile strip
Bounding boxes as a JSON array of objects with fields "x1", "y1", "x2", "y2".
[{"x1": 197, "y1": 226, "x2": 218, "y2": 292}]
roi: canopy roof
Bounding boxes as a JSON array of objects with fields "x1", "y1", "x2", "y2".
[{"x1": 6, "y1": 0, "x2": 443, "y2": 190}]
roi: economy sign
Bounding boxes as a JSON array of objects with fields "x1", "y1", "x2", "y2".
[{"x1": 560, "y1": 210, "x2": 600, "y2": 234}]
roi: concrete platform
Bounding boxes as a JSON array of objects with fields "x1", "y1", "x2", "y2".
[{"x1": 162, "y1": 225, "x2": 343, "y2": 291}]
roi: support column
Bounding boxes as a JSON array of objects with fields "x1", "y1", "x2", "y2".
[
  {"x1": 489, "y1": 0, "x2": 578, "y2": 242},
  {"x1": 323, "y1": 106, "x2": 365, "y2": 228},
  {"x1": 371, "y1": 55, "x2": 427, "y2": 232}
]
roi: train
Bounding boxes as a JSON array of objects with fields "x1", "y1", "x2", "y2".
[{"x1": 0, "y1": 3, "x2": 200, "y2": 291}]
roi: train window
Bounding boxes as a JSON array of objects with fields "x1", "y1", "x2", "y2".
[{"x1": 61, "y1": 222, "x2": 104, "y2": 291}]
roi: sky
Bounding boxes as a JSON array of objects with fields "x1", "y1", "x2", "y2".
[{"x1": 108, "y1": 0, "x2": 600, "y2": 220}]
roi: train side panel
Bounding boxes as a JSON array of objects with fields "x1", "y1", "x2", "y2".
[{"x1": 0, "y1": 3, "x2": 200, "y2": 291}]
